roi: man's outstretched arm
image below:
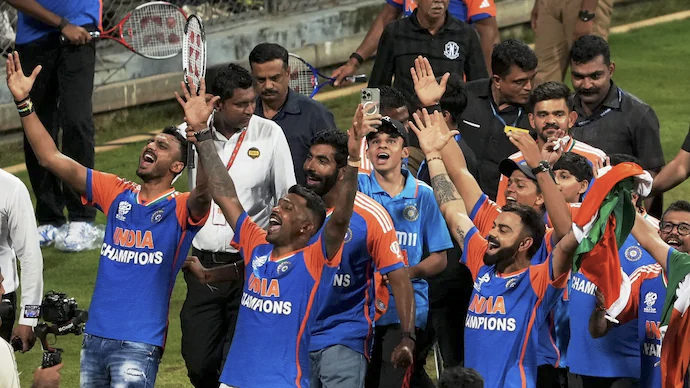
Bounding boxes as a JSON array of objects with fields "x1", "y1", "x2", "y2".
[{"x1": 6, "y1": 52, "x2": 87, "y2": 194}]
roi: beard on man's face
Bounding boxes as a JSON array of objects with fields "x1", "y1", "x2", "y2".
[
  {"x1": 304, "y1": 170, "x2": 339, "y2": 197},
  {"x1": 483, "y1": 235, "x2": 520, "y2": 267}
]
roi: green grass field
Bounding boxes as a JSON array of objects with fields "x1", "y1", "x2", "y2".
[{"x1": 8, "y1": 16, "x2": 690, "y2": 387}]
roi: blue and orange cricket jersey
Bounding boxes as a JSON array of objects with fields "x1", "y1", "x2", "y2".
[
  {"x1": 219, "y1": 212, "x2": 342, "y2": 388},
  {"x1": 462, "y1": 227, "x2": 567, "y2": 388},
  {"x1": 386, "y1": 0, "x2": 496, "y2": 23},
  {"x1": 468, "y1": 193, "x2": 567, "y2": 367},
  {"x1": 358, "y1": 170, "x2": 453, "y2": 329},
  {"x1": 81, "y1": 169, "x2": 207, "y2": 347},
  {"x1": 567, "y1": 231, "x2": 656, "y2": 379},
  {"x1": 615, "y1": 263, "x2": 665, "y2": 388},
  {"x1": 310, "y1": 193, "x2": 405, "y2": 358}
]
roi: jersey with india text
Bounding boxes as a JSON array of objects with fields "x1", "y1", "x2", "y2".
[
  {"x1": 220, "y1": 212, "x2": 342, "y2": 388},
  {"x1": 462, "y1": 227, "x2": 567, "y2": 388},
  {"x1": 310, "y1": 193, "x2": 404, "y2": 358},
  {"x1": 616, "y1": 263, "x2": 665, "y2": 388},
  {"x1": 81, "y1": 169, "x2": 207, "y2": 347}
]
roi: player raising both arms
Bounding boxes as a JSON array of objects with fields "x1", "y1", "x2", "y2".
[
  {"x1": 409, "y1": 108, "x2": 579, "y2": 388},
  {"x1": 182, "y1": 92, "x2": 376, "y2": 387},
  {"x1": 5, "y1": 51, "x2": 212, "y2": 387}
]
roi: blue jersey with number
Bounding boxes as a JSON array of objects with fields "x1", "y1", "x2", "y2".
[
  {"x1": 220, "y1": 213, "x2": 342, "y2": 388},
  {"x1": 462, "y1": 227, "x2": 567, "y2": 388},
  {"x1": 16, "y1": 0, "x2": 101, "y2": 44},
  {"x1": 310, "y1": 193, "x2": 405, "y2": 357},
  {"x1": 568, "y1": 232, "x2": 655, "y2": 378},
  {"x1": 81, "y1": 169, "x2": 207, "y2": 347},
  {"x1": 358, "y1": 170, "x2": 453, "y2": 329}
]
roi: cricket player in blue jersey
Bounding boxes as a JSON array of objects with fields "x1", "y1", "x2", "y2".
[
  {"x1": 7, "y1": 52, "x2": 213, "y2": 388},
  {"x1": 589, "y1": 200, "x2": 690, "y2": 388},
  {"x1": 303, "y1": 129, "x2": 416, "y2": 388},
  {"x1": 358, "y1": 116, "x2": 452, "y2": 388},
  {"x1": 184, "y1": 102, "x2": 378, "y2": 388},
  {"x1": 410, "y1": 108, "x2": 579, "y2": 388}
]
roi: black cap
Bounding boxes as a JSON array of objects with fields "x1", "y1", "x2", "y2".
[
  {"x1": 366, "y1": 116, "x2": 409, "y2": 146},
  {"x1": 499, "y1": 158, "x2": 537, "y2": 181}
]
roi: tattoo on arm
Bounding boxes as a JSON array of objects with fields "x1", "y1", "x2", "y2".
[
  {"x1": 430, "y1": 174, "x2": 461, "y2": 205},
  {"x1": 454, "y1": 226, "x2": 465, "y2": 247},
  {"x1": 196, "y1": 140, "x2": 238, "y2": 199}
]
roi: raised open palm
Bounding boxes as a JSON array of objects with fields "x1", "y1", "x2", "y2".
[
  {"x1": 5, "y1": 52, "x2": 41, "y2": 102},
  {"x1": 408, "y1": 109, "x2": 457, "y2": 155}
]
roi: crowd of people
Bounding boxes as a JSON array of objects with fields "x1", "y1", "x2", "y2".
[{"x1": 1, "y1": 0, "x2": 690, "y2": 388}]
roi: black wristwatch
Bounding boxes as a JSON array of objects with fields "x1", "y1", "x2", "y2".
[
  {"x1": 401, "y1": 331, "x2": 416, "y2": 343},
  {"x1": 578, "y1": 10, "x2": 596, "y2": 22},
  {"x1": 531, "y1": 160, "x2": 552, "y2": 176},
  {"x1": 58, "y1": 17, "x2": 70, "y2": 30},
  {"x1": 194, "y1": 127, "x2": 212, "y2": 142}
]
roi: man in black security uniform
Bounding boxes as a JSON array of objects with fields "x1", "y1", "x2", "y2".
[
  {"x1": 368, "y1": 0, "x2": 487, "y2": 104},
  {"x1": 457, "y1": 39, "x2": 537, "y2": 200},
  {"x1": 568, "y1": 35, "x2": 665, "y2": 217},
  {"x1": 250, "y1": 43, "x2": 336, "y2": 185}
]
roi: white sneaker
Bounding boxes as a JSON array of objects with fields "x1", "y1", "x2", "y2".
[
  {"x1": 37, "y1": 224, "x2": 58, "y2": 247},
  {"x1": 55, "y1": 222, "x2": 99, "y2": 252}
]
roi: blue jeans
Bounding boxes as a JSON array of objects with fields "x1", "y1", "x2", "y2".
[
  {"x1": 310, "y1": 345, "x2": 367, "y2": 388},
  {"x1": 80, "y1": 334, "x2": 162, "y2": 388}
]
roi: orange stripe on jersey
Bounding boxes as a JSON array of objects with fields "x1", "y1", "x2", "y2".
[
  {"x1": 84, "y1": 170, "x2": 139, "y2": 216},
  {"x1": 355, "y1": 193, "x2": 394, "y2": 233},
  {"x1": 519, "y1": 298, "x2": 543, "y2": 388},
  {"x1": 161, "y1": 228, "x2": 188, "y2": 349},
  {"x1": 467, "y1": 0, "x2": 497, "y2": 18},
  {"x1": 295, "y1": 275, "x2": 322, "y2": 387},
  {"x1": 466, "y1": 231, "x2": 489, "y2": 280}
]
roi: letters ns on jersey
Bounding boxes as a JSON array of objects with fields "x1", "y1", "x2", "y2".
[{"x1": 113, "y1": 227, "x2": 154, "y2": 249}]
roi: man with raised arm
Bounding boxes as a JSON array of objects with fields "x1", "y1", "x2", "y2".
[
  {"x1": 183, "y1": 101, "x2": 375, "y2": 387},
  {"x1": 623, "y1": 205, "x2": 690, "y2": 388},
  {"x1": 409, "y1": 109, "x2": 578, "y2": 388},
  {"x1": 5, "y1": 51, "x2": 212, "y2": 387}
]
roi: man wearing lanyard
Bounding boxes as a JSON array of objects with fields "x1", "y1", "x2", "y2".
[
  {"x1": 179, "y1": 64, "x2": 296, "y2": 388},
  {"x1": 457, "y1": 39, "x2": 537, "y2": 200},
  {"x1": 568, "y1": 35, "x2": 665, "y2": 217}
]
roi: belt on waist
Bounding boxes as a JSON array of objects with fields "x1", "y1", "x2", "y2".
[{"x1": 192, "y1": 248, "x2": 242, "y2": 266}]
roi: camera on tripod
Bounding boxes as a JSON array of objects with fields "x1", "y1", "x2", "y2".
[{"x1": 7, "y1": 291, "x2": 88, "y2": 368}]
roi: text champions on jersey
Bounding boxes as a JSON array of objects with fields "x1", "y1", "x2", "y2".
[
  {"x1": 99, "y1": 227, "x2": 164, "y2": 265},
  {"x1": 240, "y1": 273, "x2": 292, "y2": 315}
]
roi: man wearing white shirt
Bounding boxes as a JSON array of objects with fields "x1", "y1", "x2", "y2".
[
  {"x1": 179, "y1": 64, "x2": 296, "y2": 388},
  {"x1": 0, "y1": 168, "x2": 44, "y2": 352}
]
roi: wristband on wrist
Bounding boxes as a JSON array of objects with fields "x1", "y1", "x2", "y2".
[
  {"x1": 16, "y1": 98, "x2": 34, "y2": 117},
  {"x1": 401, "y1": 331, "x2": 416, "y2": 343},
  {"x1": 347, "y1": 156, "x2": 361, "y2": 168},
  {"x1": 596, "y1": 304, "x2": 607, "y2": 312},
  {"x1": 58, "y1": 17, "x2": 70, "y2": 30},
  {"x1": 427, "y1": 156, "x2": 442, "y2": 164},
  {"x1": 349, "y1": 52, "x2": 364, "y2": 66},
  {"x1": 194, "y1": 127, "x2": 212, "y2": 142}
]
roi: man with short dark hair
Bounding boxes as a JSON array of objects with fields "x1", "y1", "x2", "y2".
[
  {"x1": 179, "y1": 63, "x2": 296, "y2": 388},
  {"x1": 183, "y1": 104, "x2": 373, "y2": 388},
  {"x1": 249, "y1": 42, "x2": 336, "y2": 185},
  {"x1": 495, "y1": 81, "x2": 607, "y2": 206},
  {"x1": 453, "y1": 39, "x2": 537, "y2": 200},
  {"x1": 6, "y1": 52, "x2": 212, "y2": 387},
  {"x1": 410, "y1": 109, "x2": 578, "y2": 388},
  {"x1": 590, "y1": 200, "x2": 690, "y2": 388},
  {"x1": 437, "y1": 366, "x2": 484, "y2": 388},
  {"x1": 368, "y1": 0, "x2": 487, "y2": 104},
  {"x1": 304, "y1": 129, "x2": 415, "y2": 388},
  {"x1": 552, "y1": 152, "x2": 594, "y2": 203},
  {"x1": 568, "y1": 35, "x2": 665, "y2": 217}
]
